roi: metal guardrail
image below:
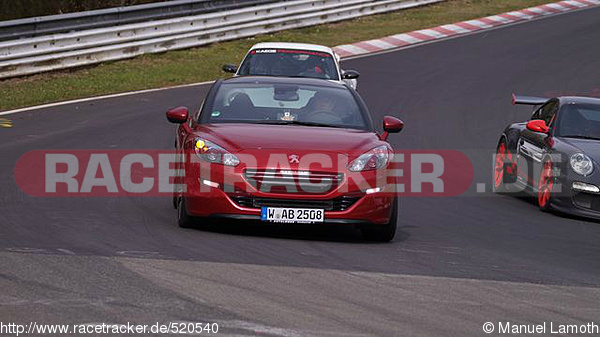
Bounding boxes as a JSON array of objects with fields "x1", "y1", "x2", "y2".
[
  {"x1": 0, "y1": 0, "x2": 281, "y2": 41},
  {"x1": 0, "y1": 0, "x2": 444, "y2": 79}
]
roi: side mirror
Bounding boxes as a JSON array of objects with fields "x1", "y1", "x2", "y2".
[
  {"x1": 222, "y1": 64, "x2": 238, "y2": 74},
  {"x1": 526, "y1": 119, "x2": 549, "y2": 133},
  {"x1": 380, "y1": 116, "x2": 404, "y2": 141},
  {"x1": 342, "y1": 70, "x2": 360, "y2": 79},
  {"x1": 166, "y1": 106, "x2": 189, "y2": 124}
]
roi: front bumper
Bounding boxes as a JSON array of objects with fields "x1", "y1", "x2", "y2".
[
  {"x1": 180, "y1": 155, "x2": 396, "y2": 225},
  {"x1": 546, "y1": 177, "x2": 600, "y2": 220},
  {"x1": 184, "y1": 186, "x2": 394, "y2": 225}
]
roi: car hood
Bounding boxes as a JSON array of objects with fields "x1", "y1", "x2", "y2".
[
  {"x1": 561, "y1": 138, "x2": 600, "y2": 158},
  {"x1": 195, "y1": 123, "x2": 381, "y2": 155}
]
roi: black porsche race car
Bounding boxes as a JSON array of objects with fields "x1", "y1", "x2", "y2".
[{"x1": 494, "y1": 94, "x2": 600, "y2": 219}]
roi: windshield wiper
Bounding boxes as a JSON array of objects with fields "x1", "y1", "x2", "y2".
[
  {"x1": 562, "y1": 135, "x2": 600, "y2": 140},
  {"x1": 255, "y1": 120, "x2": 345, "y2": 128}
]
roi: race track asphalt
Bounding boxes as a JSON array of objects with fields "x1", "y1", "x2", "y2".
[{"x1": 1, "y1": 6, "x2": 600, "y2": 336}]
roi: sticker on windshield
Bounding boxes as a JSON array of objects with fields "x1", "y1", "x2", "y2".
[
  {"x1": 211, "y1": 111, "x2": 221, "y2": 117},
  {"x1": 254, "y1": 49, "x2": 277, "y2": 53},
  {"x1": 277, "y1": 111, "x2": 297, "y2": 121}
]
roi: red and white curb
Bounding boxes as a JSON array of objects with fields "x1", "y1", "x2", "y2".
[{"x1": 333, "y1": 0, "x2": 600, "y2": 58}]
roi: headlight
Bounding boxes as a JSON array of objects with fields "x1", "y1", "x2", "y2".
[
  {"x1": 194, "y1": 138, "x2": 240, "y2": 166},
  {"x1": 570, "y1": 153, "x2": 593, "y2": 176},
  {"x1": 348, "y1": 145, "x2": 390, "y2": 172}
]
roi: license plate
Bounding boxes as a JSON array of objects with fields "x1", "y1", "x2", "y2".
[{"x1": 261, "y1": 207, "x2": 324, "y2": 223}]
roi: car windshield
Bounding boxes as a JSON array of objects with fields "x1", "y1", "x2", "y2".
[
  {"x1": 237, "y1": 49, "x2": 339, "y2": 80},
  {"x1": 556, "y1": 103, "x2": 600, "y2": 139},
  {"x1": 201, "y1": 82, "x2": 368, "y2": 129}
]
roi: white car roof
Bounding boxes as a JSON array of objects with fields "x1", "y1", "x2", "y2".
[{"x1": 249, "y1": 42, "x2": 335, "y2": 55}]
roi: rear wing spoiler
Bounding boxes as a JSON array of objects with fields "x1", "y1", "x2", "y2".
[{"x1": 512, "y1": 93, "x2": 548, "y2": 106}]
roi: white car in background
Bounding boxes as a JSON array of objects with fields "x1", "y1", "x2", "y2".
[{"x1": 222, "y1": 42, "x2": 359, "y2": 89}]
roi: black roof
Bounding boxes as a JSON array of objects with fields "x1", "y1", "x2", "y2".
[{"x1": 558, "y1": 96, "x2": 600, "y2": 105}]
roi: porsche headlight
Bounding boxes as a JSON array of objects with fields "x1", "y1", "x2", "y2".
[
  {"x1": 194, "y1": 138, "x2": 240, "y2": 166},
  {"x1": 349, "y1": 145, "x2": 390, "y2": 172},
  {"x1": 570, "y1": 153, "x2": 593, "y2": 176}
]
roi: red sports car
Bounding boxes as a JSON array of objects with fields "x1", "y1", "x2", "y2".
[{"x1": 166, "y1": 76, "x2": 403, "y2": 241}]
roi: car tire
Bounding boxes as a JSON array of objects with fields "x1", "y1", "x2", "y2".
[
  {"x1": 361, "y1": 198, "x2": 398, "y2": 242},
  {"x1": 537, "y1": 159, "x2": 554, "y2": 212},
  {"x1": 177, "y1": 197, "x2": 195, "y2": 228},
  {"x1": 493, "y1": 139, "x2": 517, "y2": 194}
]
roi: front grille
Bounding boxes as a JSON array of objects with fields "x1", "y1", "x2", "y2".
[
  {"x1": 244, "y1": 169, "x2": 343, "y2": 194},
  {"x1": 230, "y1": 196, "x2": 360, "y2": 211}
]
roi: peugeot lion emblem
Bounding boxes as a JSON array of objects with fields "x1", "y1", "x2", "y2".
[{"x1": 288, "y1": 154, "x2": 300, "y2": 164}]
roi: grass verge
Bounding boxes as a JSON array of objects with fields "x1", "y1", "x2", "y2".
[{"x1": 0, "y1": 0, "x2": 555, "y2": 111}]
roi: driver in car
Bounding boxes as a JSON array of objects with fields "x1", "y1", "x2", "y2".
[
  {"x1": 302, "y1": 92, "x2": 345, "y2": 124},
  {"x1": 300, "y1": 56, "x2": 330, "y2": 79},
  {"x1": 313, "y1": 93, "x2": 335, "y2": 112}
]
